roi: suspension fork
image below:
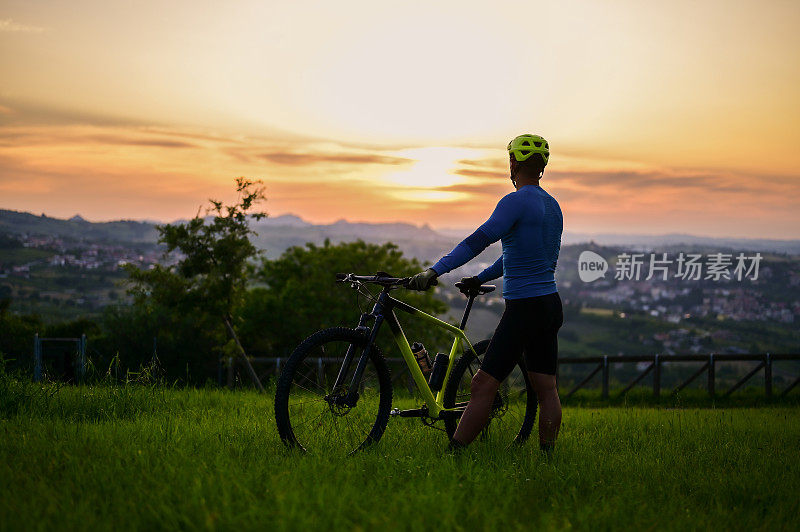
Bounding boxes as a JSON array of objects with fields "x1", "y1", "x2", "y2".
[
  {"x1": 338, "y1": 294, "x2": 387, "y2": 407},
  {"x1": 331, "y1": 311, "x2": 372, "y2": 393}
]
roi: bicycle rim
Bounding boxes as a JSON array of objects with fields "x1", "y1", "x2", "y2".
[
  {"x1": 444, "y1": 346, "x2": 536, "y2": 446},
  {"x1": 276, "y1": 328, "x2": 391, "y2": 455}
]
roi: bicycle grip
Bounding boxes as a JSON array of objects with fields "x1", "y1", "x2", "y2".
[{"x1": 335, "y1": 273, "x2": 347, "y2": 281}]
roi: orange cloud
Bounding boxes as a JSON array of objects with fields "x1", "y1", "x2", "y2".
[
  {"x1": 0, "y1": 18, "x2": 45, "y2": 33},
  {"x1": 258, "y1": 152, "x2": 412, "y2": 166},
  {"x1": 0, "y1": 121, "x2": 798, "y2": 239}
]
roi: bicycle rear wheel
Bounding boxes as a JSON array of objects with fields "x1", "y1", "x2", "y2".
[
  {"x1": 443, "y1": 340, "x2": 537, "y2": 445},
  {"x1": 274, "y1": 327, "x2": 392, "y2": 454}
]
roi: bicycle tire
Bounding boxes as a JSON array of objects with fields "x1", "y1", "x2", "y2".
[
  {"x1": 274, "y1": 327, "x2": 393, "y2": 454},
  {"x1": 442, "y1": 339, "x2": 537, "y2": 445}
]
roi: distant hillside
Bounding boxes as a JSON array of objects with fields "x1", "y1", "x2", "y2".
[
  {"x1": 2, "y1": 208, "x2": 798, "y2": 258},
  {"x1": 0, "y1": 209, "x2": 158, "y2": 243},
  {"x1": 0, "y1": 209, "x2": 461, "y2": 262},
  {"x1": 249, "y1": 216, "x2": 458, "y2": 261},
  {"x1": 562, "y1": 232, "x2": 800, "y2": 255},
  {"x1": 441, "y1": 226, "x2": 800, "y2": 255}
]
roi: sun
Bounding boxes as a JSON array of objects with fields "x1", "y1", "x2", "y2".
[{"x1": 379, "y1": 147, "x2": 488, "y2": 190}]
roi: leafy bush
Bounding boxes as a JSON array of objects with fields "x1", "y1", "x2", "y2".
[{"x1": 240, "y1": 239, "x2": 449, "y2": 358}]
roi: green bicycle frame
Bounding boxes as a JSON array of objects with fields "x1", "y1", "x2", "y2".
[
  {"x1": 388, "y1": 306, "x2": 477, "y2": 418},
  {"x1": 338, "y1": 287, "x2": 479, "y2": 419}
]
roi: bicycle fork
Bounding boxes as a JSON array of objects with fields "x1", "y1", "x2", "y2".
[{"x1": 330, "y1": 295, "x2": 387, "y2": 407}]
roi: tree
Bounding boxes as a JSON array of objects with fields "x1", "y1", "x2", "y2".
[
  {"x1": 238, "y1": 240, "x2": 450, "y2": 359},
  {"x1": 0, "y1": 299, "x2": 42, "y2": 371},
  {"x1": 126, "y1": 177, "x2": 267, "y2": 390},
  {"x1": 101, "y1": 268, "x2": 224, "y2": 382}
]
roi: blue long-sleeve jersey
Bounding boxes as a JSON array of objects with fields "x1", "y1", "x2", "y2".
[{"x1": 431, "y1": 184, "x2": 563, "y2": 299}]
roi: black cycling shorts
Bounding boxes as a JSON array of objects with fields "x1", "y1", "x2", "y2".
[{"x1": 480, "y1": 292, "x2": 563, "y2": 380}]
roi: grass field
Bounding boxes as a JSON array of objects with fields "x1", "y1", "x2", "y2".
[{"x1": 2, "y1": 377, "x2": 799, "y2": 531}]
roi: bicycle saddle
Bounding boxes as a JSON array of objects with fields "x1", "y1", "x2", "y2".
[{"x1": 454, "y1": 282, "x2": 496, "y2": 296}]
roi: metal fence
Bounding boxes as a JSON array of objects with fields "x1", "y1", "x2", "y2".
[
  {"x1": 226, "y1": 356, "x2": 426, "y2": 395},
  {"x1": 557, "y1": 353, "x2": 800, "y2": 399},
  {"x1": 33, "y1": 333, "x2": 87, "y2": 382},
  {"x1": 227, "y1": 353, "x2": 800, "y2": 398}
]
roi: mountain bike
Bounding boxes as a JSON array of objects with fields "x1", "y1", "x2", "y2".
[{"x1": 274, "y1": 272, "x2": 537, "y2": 454}]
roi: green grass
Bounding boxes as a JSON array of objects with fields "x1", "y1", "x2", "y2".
[
  {"x1": 0, "y1": 247, "x2": 53, "y2": 267},
  {"x1": 1, "y1": 378, "x2": 799, "y2": 531}
]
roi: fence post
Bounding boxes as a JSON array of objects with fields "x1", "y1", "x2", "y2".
[
  {"x1": 653, "y1": 354, "x2": 661, "y2": 398},
  {"x1": 765, "y1": 353, "x2": 772, "y2": 397},
  {"x1": 227, "y1": 356, "x2": 234, "y2": 388},
  {"x1": 78, "y1": 334, "x2": 87, "y2": 381},
  {"x1": 33, "y1": 333, "x2": 42, "y2": 382},
  {"x1": 708, "y1": 353, "x2": 715, "y2": 398},
  {"x1": 602, "y1": 356, "x2": 609, "y2": 399}
]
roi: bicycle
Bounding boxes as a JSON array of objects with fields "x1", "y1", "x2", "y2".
[{"x1": 274, "y1": 272, "x2": 537, "y2": 454}]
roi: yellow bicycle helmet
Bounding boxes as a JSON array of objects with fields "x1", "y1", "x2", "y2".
[{"x1": 507, "y1": 134, "x2": 549, "y2": 165}]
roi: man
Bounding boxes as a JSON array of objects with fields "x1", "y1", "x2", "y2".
[{"x1": 408, "y1": 134, "x2": 564, "y2": 453}]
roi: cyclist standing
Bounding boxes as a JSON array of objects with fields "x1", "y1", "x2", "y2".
[{"x1": 408, "y1": 134, "x2": 564, "y2": 453}]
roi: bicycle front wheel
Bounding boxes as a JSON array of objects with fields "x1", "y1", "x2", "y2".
[
  {"x1": 274, "y1": 327, "x2": 393, "y2": 454},
  {"x1": 443, "y1": 339, "x2": 537, "y2": 445}
]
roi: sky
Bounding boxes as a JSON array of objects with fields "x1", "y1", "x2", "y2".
[{"x1": 1, "y1": 0, "x2": 799, "y2": 238}]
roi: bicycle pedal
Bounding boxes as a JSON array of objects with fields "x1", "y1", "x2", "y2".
[{"x1": 390, "y1": 408, "x2": 401, "y2": 417}]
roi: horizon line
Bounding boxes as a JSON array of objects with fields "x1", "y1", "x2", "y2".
[{"x1": 2, "y1": 206, "x2": 799, "y2": 243}]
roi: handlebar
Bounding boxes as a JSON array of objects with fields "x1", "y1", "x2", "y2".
[
  {"x1": 335, "y1": 272, "x2": 410, "y2": 287},
  {"x1": 335, "y1": 272, "x2": 438, "y2": 290}
]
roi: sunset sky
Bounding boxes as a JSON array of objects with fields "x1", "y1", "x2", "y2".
[{"x1": 1, "y1": 0, "x2": 799, "y2": 238}]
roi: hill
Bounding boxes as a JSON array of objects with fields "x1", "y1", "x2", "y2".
[
  {"x1": 0, "y1": 209, "x2": 158, "y2": 243},
  {"x1": 0, "y1": 209, "x2": 462, "y2": 263},
  {"x1": 4, "y1": 208, "x2": 798, "y2": 257}
]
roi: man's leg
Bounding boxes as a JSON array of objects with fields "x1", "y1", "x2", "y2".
[
  {"x1": 528, "y1": 371, "x2": 561, "y2": 450},
  {"x1": 451, "y1": 369, "x2": 501, "y2": 445}
]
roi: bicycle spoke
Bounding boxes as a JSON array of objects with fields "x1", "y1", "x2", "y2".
[
  {"x1": 291, "y1": 407, "x2": 328, "y2": 430},
  {"x1": 444, "y1": 349, "x2": 534, "y2": 445},
  {"x1": 279, "y1": 333, "x2": 388, "y2": 455}
]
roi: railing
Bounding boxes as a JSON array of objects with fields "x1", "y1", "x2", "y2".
[
  {"x1": 228, "y1": 356, "x2": 426, "y2": 395},
  {"x1": 225, "y1": 353, "x2": 800, "y2": 398},
  {"x1": 557, "y1": 353, "x2": 800, "y2": 399},
  {"x1": 33, "y1": 333, "x2": 88, "y2": 382}
]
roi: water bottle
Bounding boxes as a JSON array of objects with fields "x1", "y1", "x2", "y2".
[
  {"x1": 428, "y1": 353, "x2": 450, "y2": 392},
  {"x1": 411, "y1": 342, "x2": 432, "y2": 375}
]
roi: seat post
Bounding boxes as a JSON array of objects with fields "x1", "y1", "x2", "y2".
[{"x1": 459, "y1": 294, "x2": 476, "y2": 330}]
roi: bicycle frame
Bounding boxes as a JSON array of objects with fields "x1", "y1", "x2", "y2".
[{"x1": 333, "y1": 287, "x2": 479, "y2": 419}]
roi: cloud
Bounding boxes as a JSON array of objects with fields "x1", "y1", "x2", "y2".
[
  {"x1": 0, "y1": 18, "x2": 45, "y2": 33},
  {"x1": 0, "y1": 97, "x2": 150, "y2": 127},
  {"x1": 453, "y1": 168, "x2": 507, "y2": 180},
  {"x1": 549, "y1": 170, "x2": 730, "y2": 190},
  {"x1": 85, "y1": 134, "x2": 196, "y2": 149},
  {"x1": 456, "y1": 157, "x2": 506, "y2": 169},
  {"x1": 1, "y1": 122, "x2": 798, "y2": 238},
  {"x1": 547, "y1": 169, "x2": 800, "y2": 199},
  {"x1": 435, "y1": 181, "x2": 510, "y2": 197},
  {"x1": 451, "y1": 153, "x2": 800, "y2": 199},
  {"x1": 259, "y1": 151, "x2": 413, "y2": 166},
  {"x1": 451, "y1": 157, "x2": 508, "y2": 180},
  {"x1": 0, "y1": 127, "x2": 198, "y2": 149}
]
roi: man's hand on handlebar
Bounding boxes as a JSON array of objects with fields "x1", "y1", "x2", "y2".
[{"x1": 407, "y1": 268, "x2": 438, "y2": 291}]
